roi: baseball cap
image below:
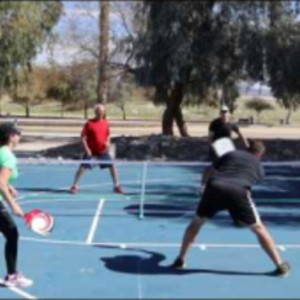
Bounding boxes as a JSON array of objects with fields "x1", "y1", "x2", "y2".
[{"x1": 220, "y1": 105, "x2": 229, "y2": 112}]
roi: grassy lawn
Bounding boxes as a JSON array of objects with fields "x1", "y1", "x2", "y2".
[{"x1": 1, "y1": 95, "x2": 299, "y2": 125}]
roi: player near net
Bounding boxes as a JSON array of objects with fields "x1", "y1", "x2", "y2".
[
  {"x1": 172, "y1": 140, "x2": 290, "y2": 277},
  {"x1": 208, "y1": 104, "x2": 249, "y2": 148},
  {"x1": 70, "y1": 104, "x2": 124, "y2": 194},
  {"x1": 202, "y1": 104, "x2": 250, "y2": 192},
  {"x1": 0, "y1": 123, "x2": 33, "y2": 287}
]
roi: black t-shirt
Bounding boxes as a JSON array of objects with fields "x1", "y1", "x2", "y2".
[
  {"x1": 209, "y1": 118, "x2": 239, "y2": 142},
  {"x1": 211, "y1": 150, "x2": 265, "y2": 189}
]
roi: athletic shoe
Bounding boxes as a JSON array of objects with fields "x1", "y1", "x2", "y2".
[
  {"x1": 70, "y1": 185, "x2": 79, "y2": 194},
  {"x1": 114, "y1": 186, "x2": 124, "y2": 194},
  {"x1": 270, "y1": 262, "x2": 291, "y2": 277},
  {"x1": 4, "y1": 272, "x2": 33, "y2": 287},
  {"x1": 171, "y1": 257, "x2": 186, "y2": 269}
]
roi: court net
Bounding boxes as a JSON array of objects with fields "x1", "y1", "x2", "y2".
[{"x1": 17, "y1": 158, "x2": 300, "y2": 219}]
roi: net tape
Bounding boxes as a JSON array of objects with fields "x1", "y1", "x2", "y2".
[{"x1": 18, "y1": 157, "x2": 300, "y2": 167}]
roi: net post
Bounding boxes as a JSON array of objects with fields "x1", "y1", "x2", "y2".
[{"x1": 139, "y1": 161, "x2": 148, "y2": 220}]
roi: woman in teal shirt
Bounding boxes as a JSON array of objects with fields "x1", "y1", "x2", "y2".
[{"x1": 0, "y1": 123, "x2": 32, "y2": 287}]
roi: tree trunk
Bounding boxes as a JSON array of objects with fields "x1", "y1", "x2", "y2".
[
  {"x1": 84, "y1": 102, "x2": 88, "y2": 119},
  {"x1": 162, "y1": 106, "x2": 174, "y2": 135},
  {"x1": 256, "y1": 112, "x2": 260, "y2": 124},
  {"x1": 61, "y1": 102, "x2": 64, "y2": 118},
  {"x1": 0, "y1": 81, "x2": 4, "y2": 116},
  {"x1": 158, "y1": 86, "x2": 173, "y2": 135},
  {"x1": 97, "y1": 1, "x2": 110, "y2": 104},
  {"x1": 0, "y1": 92, "x2": 2, "y2": 116},
  {"x1": 173, "y1": 82, "x2": 188, "y2": 137},
  {"x1": 285, "y1": 107, "x2": 293, "y2": 125},
  {"x1": 162, "y1": 82, "x2": 188, "y2": 137},
  {"x1": 25, "y1": 103, "x2": 30, "y2": 118},
  {"x1": 121, "y1": 106, "x2": 127, "y2": 120},
  {"x1": 174, "y1": 107, "x2": 189, "y2": 137}
]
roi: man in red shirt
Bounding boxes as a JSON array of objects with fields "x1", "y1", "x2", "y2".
[{"x1": 70, "y1": 104, "x2": 124, "y2": 194}]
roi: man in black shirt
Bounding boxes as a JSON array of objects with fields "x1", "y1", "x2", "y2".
[
  {"x1": 209, "y1": 105, "x2": 249, "y2": 148},
  {"x1": 172, "y1": 140, "x2": 290, "y2": 277}
]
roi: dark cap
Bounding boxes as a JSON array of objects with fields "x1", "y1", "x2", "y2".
[{"x1": 0, "y1": 122, "x2": 21, "y2": 137}]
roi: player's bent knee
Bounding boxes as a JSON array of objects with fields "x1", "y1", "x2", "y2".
[
  {"x1": 190, "y1": 216, "x2": 206, "y2": 229},
  {"x1": 250, "y1": 221, "x2": 265, "y2": 233}
]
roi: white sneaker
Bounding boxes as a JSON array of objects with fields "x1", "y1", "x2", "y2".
[{"x1": 4, "y1": 272, "x2": 33, "y2": 287}]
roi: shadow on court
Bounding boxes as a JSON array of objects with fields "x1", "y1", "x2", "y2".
[
  {"x1": 98, "y1": 247, "x2": 273, "y2": 277},
  {"x1": 124, "y1": 202, "x2": 300, "y2": 229},
  {"x1": 123, "y1": 171, "x2": 300, "y2": 228}
]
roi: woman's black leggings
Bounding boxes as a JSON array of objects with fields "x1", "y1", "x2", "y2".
[{"x1": 0, "y1": 203, "x2": 18, "y2": 275}]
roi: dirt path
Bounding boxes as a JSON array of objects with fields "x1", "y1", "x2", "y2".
[
  {"x1": 6, "y1": 117, "x2": 299, "y2": 155},
  {"x1": 19, "y1": 122, "x2": 300, "y2": 138}
]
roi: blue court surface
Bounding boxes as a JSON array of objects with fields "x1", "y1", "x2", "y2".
[{"x1": 1, "y1": 161, "x2": 300, "y2": 299}]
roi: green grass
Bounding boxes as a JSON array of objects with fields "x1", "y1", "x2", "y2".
[{"x1": 1, "y1": 95, "x2": 299, "y2": 125}]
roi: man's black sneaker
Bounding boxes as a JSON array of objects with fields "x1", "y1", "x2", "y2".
[
  {"x1": 171, "y1": 257, "x2": 186, "y2": 269},
  {"x1": 270, "y1": 262, "x2": 291, "y2": 277}
]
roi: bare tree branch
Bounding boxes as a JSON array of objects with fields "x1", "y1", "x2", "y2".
[
  {"x1": 79, "y1": 44, "x2": 99, "y2": 59},
  {"x1": 111, "y1": 2, "x2": 135, "y2": 40}
]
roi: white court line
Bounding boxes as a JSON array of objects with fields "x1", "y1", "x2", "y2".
[
  {"x1": 18, "y1": 237, "x2": 300, "y2": 250},
  {"x1": 86, "y1": 198, "x2": 105, "y2": 244},
  {"x1": 20, "y1": 236, "x2": 88, "y2": 246},
  {"x1": 0, "y1": 279, "x2": 37, "y2": 299}
]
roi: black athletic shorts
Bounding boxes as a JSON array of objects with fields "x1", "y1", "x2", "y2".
[
  {"x1": 81, "y1": 152, "x2": 112, "y2": 170},
  {"x1": 197, "y1": 179, "x2": 260, "y2": 226}
]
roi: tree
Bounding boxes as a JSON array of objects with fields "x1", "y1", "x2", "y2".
[
  {"x1": 97, "y1": 1, "x2": 110, "y2": 104},
  {"x1": 245, "y1": 97, "x2": 273, "y2": 123},
  {"x1": 46, "y1": 62, "x2": 98, "y2": 118},
  {"x1": 109, "y1": 72, "x2": 135, "y2": 120},
  {"x1": 135, "y1": 2, "x2": 217, "y2": 136},
  {"x1": 13, "y1": 67, "x2": 48, "y2": 117},
  {"x1": 134, "y1": 1, "x2": 270, "y2": 136},
  {"x1": 0, "y1": 1, "x2": 63, "y2": 113},
  {"x1": 62, "y1": 1, "x2": 141, "y2": 112},
  {"x1": 46, "y1": 73, "x2": 73, "y2": 118},
  {"x1": 265, "y1": 2, "x2": 300, "y2": 124},
  {"x1": 70, "y1": 62, "x2": 98, "y2": 118}
]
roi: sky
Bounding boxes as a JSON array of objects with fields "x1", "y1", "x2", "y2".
[
  {"x1": 34, "y1": 1, "x2": 101, "y2": 66},
  {"x1": 34, "y1": 1, "x2": 98, "y2": 65},
  {"x1": 34, "y1": 1, "x2": 129, "y2": 66}
]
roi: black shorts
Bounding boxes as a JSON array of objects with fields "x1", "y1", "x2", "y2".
[
  {"x1": 81, "y1": 152, "x2": 112, "y2": 170},
  {"x1": 197, "y1": 180, "x2": 260, "y2": 226}
]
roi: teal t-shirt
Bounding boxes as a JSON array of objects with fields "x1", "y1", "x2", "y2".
[{"x1": 0, "y1": 146, "x2": 18, "y2": 182}]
